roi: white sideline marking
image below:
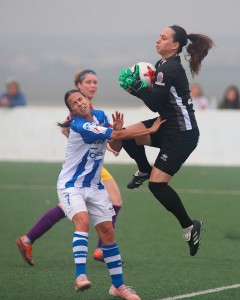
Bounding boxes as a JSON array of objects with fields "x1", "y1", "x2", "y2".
[
  {"x1": 122, "y1": 188, "x2": 240, "y2": 196},
  {"x1": 155, "y1": 284, "x2": 240, "y2": 300},
  {"x1": 0, "y1": 184, "x2": 240, "y2": 196},
  {"x1": 0, "y1": 184, "x2": 55, "y2": 191}
]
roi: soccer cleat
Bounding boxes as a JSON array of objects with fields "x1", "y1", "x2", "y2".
[
  {"x1": 184, "y1": 220, "x2": 203, "y2": 256},
  {"x1": 75, "y1": 274, "x2": 91, "y2": 292},
  {"x1": 16, "y1": 236, "x2": 34, "y2": 266},
  {"x1": 93, "y1": 248, "x2": 104, "y2": 262},
  {"x1": 109, "y1": 284, "x2": 141, "y2": 300},
  {"x1": 127, "y1": 171, "x2": 150, "y2": 189}
]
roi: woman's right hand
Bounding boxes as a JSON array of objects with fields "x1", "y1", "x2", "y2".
[{"x1": 150, "y1": 117, "x2": 166, "y2": 133}]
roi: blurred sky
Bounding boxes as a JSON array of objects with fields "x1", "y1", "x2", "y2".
[{"x1": 0, "y1": 0, "x2": 240, "y2": 107}]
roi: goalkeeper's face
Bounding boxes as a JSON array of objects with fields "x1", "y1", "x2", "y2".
[
  {"x1": 156, "y1": 27, "x2": 179, "y2": 59},
  {"x1": 67, "y1": 91, "x2": 91, "y2": 119}
]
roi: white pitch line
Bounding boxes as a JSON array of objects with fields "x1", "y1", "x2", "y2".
[
  {"x1": 0, "y1": 184, "x2": 55, "y2": 191},
  {"x1": 121, "y1": 188, "x2": 240, "y2": 196},
  {"x1": 1, "y1": 184, "x2": 240, "y2": 196},
  {"x1": 155, "y1": 284, "x2": 240, "y2": 300}
]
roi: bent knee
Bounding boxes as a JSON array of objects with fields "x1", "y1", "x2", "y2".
[
  {"x1": 72, "y1": 212, "x2": 89, "y2": 231},
  {"x1": 148, "y1": 181, "x2": 168, "y2": 194}
]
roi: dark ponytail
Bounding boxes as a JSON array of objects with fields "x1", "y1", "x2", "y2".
[
  {"x1": 170, "y1": 25, "x2": 214, "y2": 77},
  {"x1": 186, "y1": 33, "x2": 214, "y2": 76}
]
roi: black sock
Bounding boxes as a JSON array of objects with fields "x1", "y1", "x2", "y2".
[
  {"x1": 122, "y1": 139, "x2": 152, "y2": 173},
  {"x1": 148, "y1": 182, "x2": 193, "y2": 228}
]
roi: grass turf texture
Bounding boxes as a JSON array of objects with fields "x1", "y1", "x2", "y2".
[{"x1": 0, "y1": 162, "x2": 240, "y2": 300}]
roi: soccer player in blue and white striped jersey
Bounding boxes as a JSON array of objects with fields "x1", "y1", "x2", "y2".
[{"x1": 57, "y1": 89, "x2": 164, "y2": 299}]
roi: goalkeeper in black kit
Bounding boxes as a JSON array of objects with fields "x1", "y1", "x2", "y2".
[{"x1": 118, "y1": 25, "x2": 214, "y2": 256}]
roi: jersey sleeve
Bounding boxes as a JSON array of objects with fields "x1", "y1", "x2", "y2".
[{"x1": 71, "y1": 119, "x2": 113, "y2": 144}]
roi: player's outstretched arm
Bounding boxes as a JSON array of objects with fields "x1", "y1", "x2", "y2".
[{"x1": 110, "y1": 117, "x2": 166, "y2": 141}]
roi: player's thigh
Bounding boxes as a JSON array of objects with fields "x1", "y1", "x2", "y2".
[
  {"x1": 125, "y1": 121, "x2": 151, "y2": 145},
  {"x1": 57, "y1": 187, "x2": 87, "y2": 221},
  {"x1": 125, "y1": 121, "x2": 146, "y2": 131},
  {"x1": 154, "y1": 129, "x2": 199, "y2": 176},
  {"x1": 103, "y1": 177, "x2": 122, "y2": 206},
  {"x1": 85, "y1": 188, "x2": 116, "y2": 227},
  {"x1": 141, "y1": 117, "x2": 162, "y2": 147},
  {"x1": 154, "y1": 146, "x2": 183, "y2": 176}
]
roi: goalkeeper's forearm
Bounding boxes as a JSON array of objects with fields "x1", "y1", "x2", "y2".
[{"x1": 131, "y1": 87, "x2": 166, "y2": 112}]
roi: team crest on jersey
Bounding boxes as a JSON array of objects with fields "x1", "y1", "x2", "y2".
[
  {"x1": 155, "y1": 72, "x2": 165, "y2": 86},
  {"x1": 83, "y1": 122, "x2": 107, "y2": 134}
]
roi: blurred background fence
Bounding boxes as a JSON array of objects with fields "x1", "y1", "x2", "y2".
[{"x1": 1, "y1": 107, "x2": 239, "y2": 165}]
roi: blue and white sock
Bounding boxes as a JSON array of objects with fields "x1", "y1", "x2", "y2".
[
  {"x1": 72, "y1": 231, "x2": 88, "y2": 277},
  {"x1": 102, "y1": 243, "x2": 123, "y2": 288}
]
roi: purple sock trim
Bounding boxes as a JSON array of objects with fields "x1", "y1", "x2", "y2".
[
  {"x1": 26, "y1": 205, "x2": 65, "y2": 243},
  {"x1": 97, "y1": 239, "x2": 102, "y2": 249},
  {"x1": 97, "y1": 205, "x2": 121, "y2": 249},
  {"x1": 112, "y1": 205, "x2": 121, "y2": 228}
]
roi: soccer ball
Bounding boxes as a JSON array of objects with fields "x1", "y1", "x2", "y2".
[{"x1": 130, "y1": 62, "x2": 156, "y2": 87}]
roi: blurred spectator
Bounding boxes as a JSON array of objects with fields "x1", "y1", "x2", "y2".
[
  {"x1": 219, "y1": 85, "x2": 240, "y2": 109},
  {"x1": 190, "y1": 83, "x2": 209, "y2": 110},
  {"x1": 0, "y1": 77, "x2": 27, "y2": 108}
]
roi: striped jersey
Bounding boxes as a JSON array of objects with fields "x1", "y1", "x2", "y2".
[{"x1": 57, "y1": 109, "x2": 113, "y2": 190}]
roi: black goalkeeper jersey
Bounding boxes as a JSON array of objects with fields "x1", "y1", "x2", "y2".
[{"x1": 136, "y1": 54, "x2": 198, "y2": 132}]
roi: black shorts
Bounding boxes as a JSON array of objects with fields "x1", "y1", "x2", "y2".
[{"x1": 142, "y1": 118, "x2": 200, "y2": 176}]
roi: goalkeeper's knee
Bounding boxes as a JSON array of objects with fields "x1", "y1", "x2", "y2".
[{"x1": 148, "y1": 181, "x2": 176, "y2": 212}]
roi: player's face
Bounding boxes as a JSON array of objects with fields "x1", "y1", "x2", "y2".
[
  {"x1": 67, "y1": 92, "x2": 91, "y2": 118},
  {"x1": 7, "y1": 83, "x2": 19, "y2": 96},
  {"x1": 191, "y1": 84, "x2": 202, "y2": 98},
  {"x1": 77, "y1": 74, "x2": 98, "y2": 101},
  {"x1": 226, "y1": 89, "x2": 237, "y2": 102},
  {"x1": 156, "y1": 27, "x2": 179, "y2": 58}
]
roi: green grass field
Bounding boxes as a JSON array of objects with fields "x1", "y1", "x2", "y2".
[{"x1": 0, "y1": 162, "x2": 240, "y2": 300}]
